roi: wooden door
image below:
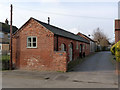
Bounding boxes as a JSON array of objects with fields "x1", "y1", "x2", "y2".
[{"x1": 69, "y1": 43, "x2": 73, "y2": 61}]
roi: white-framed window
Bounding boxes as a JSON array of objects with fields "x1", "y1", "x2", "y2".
[
  {"x1": 0, "y1": 32, "x2": 4, "y2": 38},
  {"x1": 27, "y1": 36, "x2": 37, "y2": 48},
  {"x1": 76, "y1": 42, "x2": 78, "y2": 50},
  {"x1": 8, "y1": 33, "x2": 10, "y2": 39}
]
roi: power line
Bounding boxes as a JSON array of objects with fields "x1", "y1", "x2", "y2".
[{"x1": 14, "y1": 6, "x2": 115, "y2": 20}]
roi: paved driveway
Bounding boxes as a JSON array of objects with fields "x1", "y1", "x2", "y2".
[{"x1": 2, "y1": 51, "x2": 118, "y2": 88}]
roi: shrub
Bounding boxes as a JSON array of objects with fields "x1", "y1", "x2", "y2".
[{"x1": 1, "y1": 55, "x2": 10, "y2": 70}]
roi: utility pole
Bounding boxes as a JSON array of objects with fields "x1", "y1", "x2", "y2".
[{"x1": 10, "y1": 4, "x2": 13, "y2": 70}]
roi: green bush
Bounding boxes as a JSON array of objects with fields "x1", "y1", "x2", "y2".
[
  {"x1": 2, "y1": 55, "x2": 10, "y2": 61},
  {"x1": 1, "y1": 55, "x2": 10, "y2": 70}
]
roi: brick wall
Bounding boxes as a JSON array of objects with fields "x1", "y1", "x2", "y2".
[
  {"x1": 115, "y1": 20, "x2": 120, "y2": 43},
  {"x1": 2, "y1": 44, "x2": 9, "y2": 51},
  {"x1": 55, "y1": 36, "x2": 90, "y2": 62},
  {"x1": 52, "y1": 51, "x2": 67, "y2": 72},
  {"x1": 12, "y1": 18, "x2": 67, "y2": 72},
  {"x1": 115, "y1": 31, "x2": 120, "y2": 43},
  {"x1": 115, "y1": 20, "x2": 120, "y2": 30},
  {"x1": 2, "y1": 44, "x2": 10, "y2": 54},
  {"x1": 54, "y1": 35, "x2": 58, "y2": 51}
]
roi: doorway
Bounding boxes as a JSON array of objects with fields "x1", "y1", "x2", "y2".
[
  {"x1": 69, "y1": 43, "x2": 73, "y2": 61},
  {"x1": 79, "y1": 44, "x2": 82, "y2": 58}
]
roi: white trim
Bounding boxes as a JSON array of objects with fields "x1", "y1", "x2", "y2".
[{"x1": 27, "y1": 36, "x2": 37, "y2": 48}]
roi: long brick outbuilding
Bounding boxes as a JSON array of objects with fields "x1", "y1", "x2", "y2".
[{"x1": 12, "y1": 17, "x2": 90, "y2": 72}]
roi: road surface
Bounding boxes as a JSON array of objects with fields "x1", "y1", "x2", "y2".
[{"x1": 2, "y1": 51, "x2": 118, "y2": 88}]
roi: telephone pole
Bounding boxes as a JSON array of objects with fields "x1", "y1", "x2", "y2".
[{"x1": 10, "y1": 4, "x2": 13, "y2": 70}]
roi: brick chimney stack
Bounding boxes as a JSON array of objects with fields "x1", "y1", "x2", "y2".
[
  {"x1": 5, "y1": 18, "x2": 9, "y2": 24},
  {"x1": 48, "y1": 17, "x2": 50, "y2": 24},
  {"x1": 115, "y1": 20, "x2": 120, "y2": 43}
]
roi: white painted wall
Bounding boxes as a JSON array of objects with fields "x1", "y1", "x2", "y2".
[{"x1": 90, "y1": 41, "x2": 97, "y2": 53}]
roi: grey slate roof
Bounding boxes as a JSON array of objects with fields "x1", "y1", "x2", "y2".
[
  {"x1": 33, "y1": 18, "x2": 89, "y2": 44},
  {"x1": 79, "y1": 32, "x2": 95, "y2": 42},
  {"x1": 0, "y1": 22, "x2": 18, "y2": 34}
]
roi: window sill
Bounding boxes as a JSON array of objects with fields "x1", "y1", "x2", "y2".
[{"x1": 27, "y1": 47, "x2": 37, "y2": 49}]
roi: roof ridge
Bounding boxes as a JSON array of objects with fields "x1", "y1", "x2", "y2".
[
  {"x1": 78, "y1": 32, "x2": 95, "y2": 42},
  {"x1": 31, "y1": 17, "x2": 89, "y2": 43},
  {"x1": 32, "y1": 17, "x2": 77, "y2": 36},
  {"x1": 0, "y1": 22, "x2": 18, "y2": 34}
]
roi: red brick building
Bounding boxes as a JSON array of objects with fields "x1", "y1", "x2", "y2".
[
  {"x1": 115, "y1": 20, "x2": 120, "y2": 43},
  {"x1": 12, "y1": 17, "x2": 90, "y2": 72},
  {"x1": 77, "y1": 32, "x2": 97, "y2": 53}
]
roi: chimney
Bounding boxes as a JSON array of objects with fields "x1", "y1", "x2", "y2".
[
  {"x1": 5, "y1": 18, "x2": 9, "y2": 24},
  {"x1": 48, "y1": 17, "x2": 50, "y2": 24},
  {"x1": 77, "y1": 32, "x2": 82, "y2": 36},
  {"x1": 115, "y1": 20, "x2": 120, "y2": 43}
]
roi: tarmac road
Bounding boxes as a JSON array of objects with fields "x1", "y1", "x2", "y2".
[{"x1": 2, "y1": 51, "x2": 118, "y2": 88}]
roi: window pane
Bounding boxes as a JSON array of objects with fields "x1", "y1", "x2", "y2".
[
  {"x1": 0, "y1": 32, "x2": 4, "y2": 38},
  {"x1": 33, "y1": 43, "x2": 36, "y2": 47},
  {"x1": 28, "y1": 38, "x2": 31, "y2": 43},
  {"x1": 28, "y1": 43, "x2": 31, "y2": 47},
  {"x1": 33, "y1": 37, "x2": 36, "y2": 43},
  {"x1": 27, "y1": 36, "x2": 37, "y2": 48}
]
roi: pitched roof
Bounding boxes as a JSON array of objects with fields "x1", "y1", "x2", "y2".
[
  {"x1": 32, "y1": 18, "x2": 89, "y2": 43},
  {"x1": 0, "y1": 22, "x2": 18, "y2": 33},
  {"x1": 77, "y1": 32, "x2": 95, "y2": 42}
]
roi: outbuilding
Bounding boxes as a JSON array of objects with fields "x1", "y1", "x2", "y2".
[
  {"x1": 77, "y1": 32, "x2": 97, "y2": 53},
  {"x1": 12, "y1": 17, "x2": 90, "y2": 72}
]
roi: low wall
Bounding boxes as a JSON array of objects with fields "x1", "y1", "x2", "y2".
[
  {"x1": 52, "y1": 51, "x2": 67, "y2": 72},
  {"x1": 16, "y1": 51, "x2": 67, "y2": 72}
]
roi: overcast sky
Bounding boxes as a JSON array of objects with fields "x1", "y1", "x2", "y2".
[{"x1": 0, "y1": 0, "x2": 119, "y2": 42}]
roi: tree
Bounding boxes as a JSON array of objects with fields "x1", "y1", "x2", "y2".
[
  {"x1": 111, "y1": 41, "x2": 115, "y2": 46},
  {"x1": 92, "y1": 28, "x2": 110, "y2": 47}
]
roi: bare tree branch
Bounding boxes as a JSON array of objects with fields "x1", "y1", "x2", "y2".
[{"x1": 92, "y1": 28, "x2": 110, "y2": 47}]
